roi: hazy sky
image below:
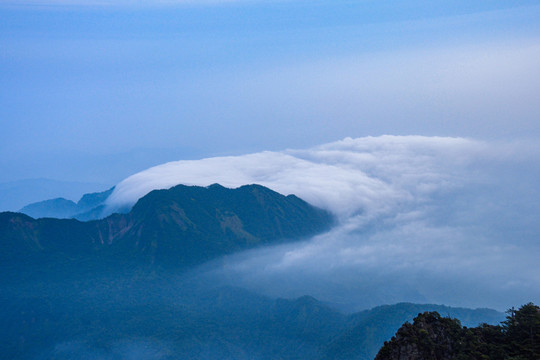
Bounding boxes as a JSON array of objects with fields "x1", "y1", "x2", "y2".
[
  {"x1": 1, "y1": 1, "x2": 540, "y2": 310},
  {"x1": 1, "y1": 0, "x2": 540, "y2": 187}
]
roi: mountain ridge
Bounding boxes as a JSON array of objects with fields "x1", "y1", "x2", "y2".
[
  {"x1": 0, "y1": 273, "x2": 505, "y2": 360},
  {"x1": 1, "y1": 183, "x2": 333, "y2": 270},
  {"x1": 374, "y1": 303, "x2": 540, "y2": 360}
]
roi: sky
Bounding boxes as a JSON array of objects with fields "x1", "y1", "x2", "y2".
[
  {"x1": 1, "y1": 0, "x2": 540, "y2": 189},
  {"x1": 1, "y1": 1, "x2": 540, "y2": 310}
]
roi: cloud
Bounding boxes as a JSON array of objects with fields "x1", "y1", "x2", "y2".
[
  {"x1": 107, "y1": 135, "x2": 540, "y2": 310},
  {"x1": 201, "y1": 215, "x2": 540, "y2": 311},
  {"x1": 106, "y1": 136, "x2": 484, "y2": 218}
]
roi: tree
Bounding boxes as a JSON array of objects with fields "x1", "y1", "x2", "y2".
[
  {"x1": 502, "y1": 302, "x2": 540, "y2": 359},
  {"x1": 375, "y1": 303, "x2": 540, "y2": 360}
]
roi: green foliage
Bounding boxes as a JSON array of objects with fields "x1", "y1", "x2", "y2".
[
  {"x1": 0, "y1": 184, "x2": 333, "y2": 271},
  {"x1": 320, "y1": 302, "x2": 503, "y2": 360},
  {"x1": 375, "y1": 303, "x2": 540, "y2": 360},
  {"x1": 502, "y1": 303, "x2": 540, "y2": 359}
]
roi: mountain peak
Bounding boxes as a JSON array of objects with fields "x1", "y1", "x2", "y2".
[{"x1": 1, "y1": 183, "x2": 334, "y2": 270}]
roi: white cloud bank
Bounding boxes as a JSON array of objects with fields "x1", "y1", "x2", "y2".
[
  {"x1": 108, "y1": 136, "x2": 540, "y2": 310},
  {"x1": 107, "y1": 136, "x2": 484, "y2": 218}
]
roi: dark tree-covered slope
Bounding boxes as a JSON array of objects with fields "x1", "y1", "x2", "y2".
[
  {"x1": 321, "y1": 302, "x2": 504, "y2": 360},
  {"x1": 0, "y1": 275, "x2": 506, "y2": 360},
  {"x1": 375, "y1": 302, "x2": 540, "y2": 360},
  {"x1": 0, "y1": 184, "x2": 333, "y2": 270}
]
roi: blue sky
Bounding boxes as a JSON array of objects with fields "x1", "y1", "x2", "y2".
[{"x1": 1, "y1": 0, "x2": 540, "y2": 187}]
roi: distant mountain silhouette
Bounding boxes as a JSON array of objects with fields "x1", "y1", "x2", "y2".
[
  {"x1": 19, "y1": 187, "x2": 114, "y2": 220},
  {"x1": 0, "y1": 178, "x2": 107, "y2": 213}
]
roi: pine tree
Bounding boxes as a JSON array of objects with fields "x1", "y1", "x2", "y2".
[{"x1": 502, "y1": 302, "x2": 540, "y2": 359}]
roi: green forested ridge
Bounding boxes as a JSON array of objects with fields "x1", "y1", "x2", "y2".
[
  {"x1": 375, "y1": 302, "x2": 540, "y2": 360},
  {"x1": 0, "y1": 183, "x2": 333, "y2": 271}
]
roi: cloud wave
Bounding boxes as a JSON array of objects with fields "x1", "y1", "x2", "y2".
[
  {"x1": 107, "y1": 136, "x2": 540, "y2": 310},
  {"x1": 107, "y1": 135, "x2": 483, "y2": 218}
]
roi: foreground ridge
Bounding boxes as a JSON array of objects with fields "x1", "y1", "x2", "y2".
[{"x1": 375, "y1": 302, "x2": 540, "y2": 360}]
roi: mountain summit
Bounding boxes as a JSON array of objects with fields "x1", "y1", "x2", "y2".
[{"x1": 1, "y1": 184, "x2": 333, "y2": 270}]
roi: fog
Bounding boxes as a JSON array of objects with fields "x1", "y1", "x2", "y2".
[
  {"x1": 104, "y1": 136, "x2": 540, "y2": 311},
  {"x1": 107, "y1": 136, "x2": 487, "y2": 216}
]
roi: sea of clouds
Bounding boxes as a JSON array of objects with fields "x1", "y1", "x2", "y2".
[
  {"x1": 106, "y1": 136, "x2": 540, "y2": 310},
  {"x1": 106, "y1": 136, "x2": 487, "y2": 218}
]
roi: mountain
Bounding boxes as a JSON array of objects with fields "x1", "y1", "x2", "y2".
[
  {"x1": 0, "y1": 273, "x2": 505, "y2": 360},
  {"x1": 374, "y1": 303, "x2": 540, "y2": 360},
  {"x1": 0, "y1": 178, "x2": 108, "y2": 212},
  {"x1": 321, "y1": 303, "x2": 504, "y2": 360},
  {"x1": 19, "y1": 197, "x2": 79, "y2": 219},
  {"x1": 1, "y1": 183, "x2": 333, "y2": 271},
  {"x1": 18, "y1": 187, "x2": 114, "y2": 220},
  {"x1": 0, "y1": 182, "x2": 511, "y2": 360}
]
